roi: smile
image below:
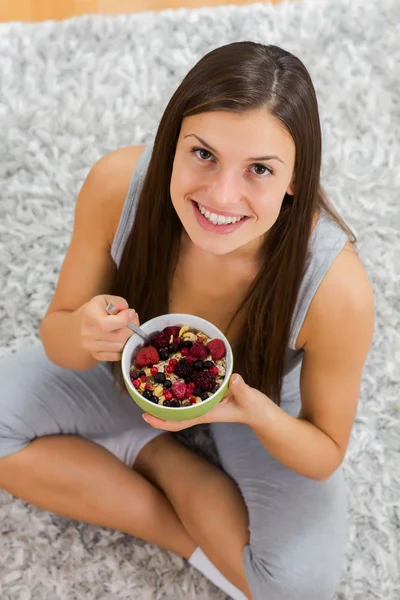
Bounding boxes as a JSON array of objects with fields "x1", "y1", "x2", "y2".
[{"x1": 194, "y1": 201, "x2": 247, "y2": 225}]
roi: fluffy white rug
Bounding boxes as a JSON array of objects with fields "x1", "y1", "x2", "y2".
[{"x1": 0, "y1": 0, "x2": 399, "y2": 598}]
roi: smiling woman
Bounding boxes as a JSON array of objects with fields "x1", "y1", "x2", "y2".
[{"x1": 0, "y1": 40, "x2": 373, "y2": 600}]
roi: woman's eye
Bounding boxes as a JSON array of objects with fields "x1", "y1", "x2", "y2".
[
  {"x1": 250, "y1": 164, "x2": 272, "y2": 177},
  {"x1": 191, "y1": 147, "x2": 213, "y2": 161}
]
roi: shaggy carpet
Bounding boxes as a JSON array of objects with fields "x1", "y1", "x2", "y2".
[{"x1": 0, "y1": 0, "x2": 399, "y2": 598}]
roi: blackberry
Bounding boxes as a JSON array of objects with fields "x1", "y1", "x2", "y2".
[
  {"x1": 153, "y1": 332, "x2": 170, "y2": 349},
  {"x1": 193, "y1": 360, "x2": 204, "y2": 370},
  {"x1": 174, "y1": 362, "x2": 193, "y2": 380},
  {"x1": 164, "y1": 380, "x2": 172, "y2": 389},
  {"x1": 154, "y1": 372, "x2": 166, "y2": 384},
  {"x1": 203, "y1": 361, "x2": 214, "y2": 369},
  {"x1": 159, "y1": 348, "x2": 169, "y2": 361},
  {"x1": 192, "y1": 371, "x2": 216, "y2": 391},
  {"x1": 183, "y1": 340, "x2": 193, "y2": 348},
  {"x1": 170, "y1": 400, "x2": 180, "y2": 408},
  {"x1": 194, "y1": 387, "x2": 202, "y2": 397}
]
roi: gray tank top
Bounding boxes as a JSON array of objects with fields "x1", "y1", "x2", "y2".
[{"x1": 111, "y1": 144, "x2": 349, "y2": 375}]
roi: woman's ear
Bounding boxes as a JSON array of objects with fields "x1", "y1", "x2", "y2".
[{"x1": 286, "y1": 181, "x2": 295, "y2": 196}]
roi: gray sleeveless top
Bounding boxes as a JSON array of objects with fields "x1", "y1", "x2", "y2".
[{"x1": 111, "y1": 144, "x2": 349, "y2": 376}]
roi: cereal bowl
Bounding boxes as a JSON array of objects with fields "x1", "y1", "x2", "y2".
[{"x1": 121, "y1": 314, "x2": 233, "y2": 421}]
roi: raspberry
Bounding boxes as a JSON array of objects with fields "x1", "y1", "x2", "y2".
[
  {"x1": 174, "y1": 362, "x2": 194, "y2": 380},
  {"x1": 192, "y1": 371, "x2": 216, "y2": 391},
  {"x1": 163, "y1": 326, "x2": 181, "y2": 337},
  {"x1": 207, "y1": 339, "x2": 226, "y2": 360},
  {"x1": 152, "y1": 332, "x2": 170, "y2": 349},
  {"x1": 190, "y1": 341, "x2": 208, "y2": 360},
  {"x1": 171, "y1": 381, "x2": 187, "y2": 400},
  {"x1": 135, "y1": 346, "x2": 160, "y2": 369}
]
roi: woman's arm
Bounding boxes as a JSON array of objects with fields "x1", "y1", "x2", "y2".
[
  {"x1": 247, "y1": 244, "x2": 375, "y2": 481},
  {"x1": 40, "y1": 146, "x2": 145, "y2": 370}
]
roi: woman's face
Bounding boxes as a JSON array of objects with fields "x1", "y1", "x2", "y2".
[{"x1": 170, "y1": 108, "x2": 296, "y2": 259}]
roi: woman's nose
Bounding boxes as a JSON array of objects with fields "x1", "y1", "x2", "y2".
[{"x1": 208, "y1": 170, "x2": 244, "y2": 207}]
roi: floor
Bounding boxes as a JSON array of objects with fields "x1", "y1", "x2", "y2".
[{"x1": 0, "y1": 0, "x2": 284, "y2": 22}]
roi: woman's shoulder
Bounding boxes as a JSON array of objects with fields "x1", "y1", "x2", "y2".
[
  {"x1": 298, "y1": 241, "x2": 374, "y2": 350},
  {"x1": 87, "y1": 145, "x2": 147, "y2": 249}
]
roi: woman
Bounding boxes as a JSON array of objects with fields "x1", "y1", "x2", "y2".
[{"x1": 0, "y1": 42, "x2": 374, "y2": 600}]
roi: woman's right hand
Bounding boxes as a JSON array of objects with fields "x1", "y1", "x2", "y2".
[{"x1": 80, "y1": 295, "x2": 139, "y2": 362}]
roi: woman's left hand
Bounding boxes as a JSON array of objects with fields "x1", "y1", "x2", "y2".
[{"x1": 142, "y1": 373, "x2": 269, "y2": 431}]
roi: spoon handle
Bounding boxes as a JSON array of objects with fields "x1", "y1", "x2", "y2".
[{"x1": 105, "y1": 302, "x2": 152, "y2": 344}]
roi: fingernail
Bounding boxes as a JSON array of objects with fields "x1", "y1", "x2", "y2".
[
  {"x1": 129, "y1": 309, "x2": 136, "y2": 320},
  {"x1": 231, "y1": 374, "x2": 241, "y2": 385}
]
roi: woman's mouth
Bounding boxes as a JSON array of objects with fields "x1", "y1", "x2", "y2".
[{"x1": 191, "y1": 200, "x2": 250, "y2": 235}]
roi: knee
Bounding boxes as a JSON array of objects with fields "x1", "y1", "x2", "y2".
[{"x1": 243, "y1": 546, "x2": 340, "y2": 600}]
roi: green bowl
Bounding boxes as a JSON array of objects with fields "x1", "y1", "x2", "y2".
[{"x1": 121, "y1": 313, "x2": 233, "y2": 421}]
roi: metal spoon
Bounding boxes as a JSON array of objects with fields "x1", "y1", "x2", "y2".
[{"x1": 105, "y1": 302, "x2": 152, "y2": 344}]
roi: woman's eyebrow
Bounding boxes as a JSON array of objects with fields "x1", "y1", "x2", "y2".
[{"x1": 183, "y1": 133, "x2": 285, "y2": 164}]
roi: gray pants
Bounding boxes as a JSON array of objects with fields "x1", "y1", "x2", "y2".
[{"x1": 0, "y1": 343, "x2": 348, "y2": 600}]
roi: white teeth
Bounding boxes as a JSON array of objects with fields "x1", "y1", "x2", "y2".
[{"x1": 197, "y1": 203, "x2": 244, "y2": 225}]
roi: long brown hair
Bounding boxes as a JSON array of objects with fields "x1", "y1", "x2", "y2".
[{"x1": 110, "y1": 41, "x2": 355, "y2": 406}]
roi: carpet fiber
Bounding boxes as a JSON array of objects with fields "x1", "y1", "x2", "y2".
[{"x1": 0, "y1": 0, "x2": 399, "y2": 598}]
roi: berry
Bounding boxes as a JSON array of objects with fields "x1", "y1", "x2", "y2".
[
  {"x1": 152, "y1": 332, "x2": 170, "y2": 349},
  {"x1": 193, "y1": 387, "x2": 202, "y2": 396},
  {"x1": 185, "y1": 355, "x2": 195, "y2": 365},
  {"x1": 170, "y1": 400, "x2": 180, "y2": 408},
  {"x1": 201, "y1": 392, "x2": 210, "y2": 401},
  {"x1": 164, "y1": 391, "x2": 173, "y2": 400},
  {"x1": 190, "y1": 396, "x2": 197, "y2": 404},
  {"x1": 166, "y1": 365, "x2": 175, "y2": 373},
  {"x1": 139, "y1": 370, "x2": 146, "y2": 377},
  {"x1": 183, "y1": 340, "x2": 193, "y2": 348},
  {"x1": 143, "y1": 390, "x2": 154, "y2": 401},
  {"x1": 159, "y1": 348, "x2": 169, "y2": 361},
  {"x1": 135, "y1": 346, "x2": 160, "y2": 369},
  {"x1": 130, "y1": 371, "x2": 139, "y2": 380},
  {"x1": 209, "y1": 366, "x2": 219, "y2": 375},
  {"x1": 145, "y1": 383, "x2": 152, "y2": 390},
  {"x1": 169, "y1": 343, "x2": 179, "y2": 353},
  {"x1": 203, "y1": 361, "x2": 214, "y2": 369},
  {"x1": 187, "y1": 381, "x2": 196, "y2": 389},
  {"x1": 173, "y1": 337, "x2": 181, "y2": 345},
  {"x1": 133, "y1": 379, "x2": 141, "y2": 388},
  {"x1": 194, "y1": 360, "x2": 204, "y2": 370},
  {"x1": 150, "y1": 367, "x2": 158, "y2": 375},
  {"x1": 192, "y1": 371, "x2": 216, "y2": 391},
  {"x1": 140, "y1": 376, "x2": 146, "y2": 382},
  {"x1": 174, "y1": 362, "x2": 194, "y2": 380},
  {"x1": 169, "y1": 358, "x2": 178, "y2": 366},
  {"x1": 184, "y1": 390, "x2": 192, "y2": 399},
  {"x1": 207, "y1": 339, "x2": 226, "y2": 361},
  {"x1": 154, "y1": 372, "x2": 166, "y2": 384},
  {"x1": 163, "y1": 400, "x2": 171, "y2": 407},
  {"x1": 163, "y1": 326, "x2": 181, "y2": 337},
  {"x1": 190, "y1": 342, "x2": 208, "y2": 360},
  {"x1": 163, "y1": 380, "x2": 172, "y2": 389},
  {"x1": 171, "y1": 381, "x2": 187, "y2": 400},
  {"x1": 181, "y1": 347, "x2": 190, "y2": 356}
]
